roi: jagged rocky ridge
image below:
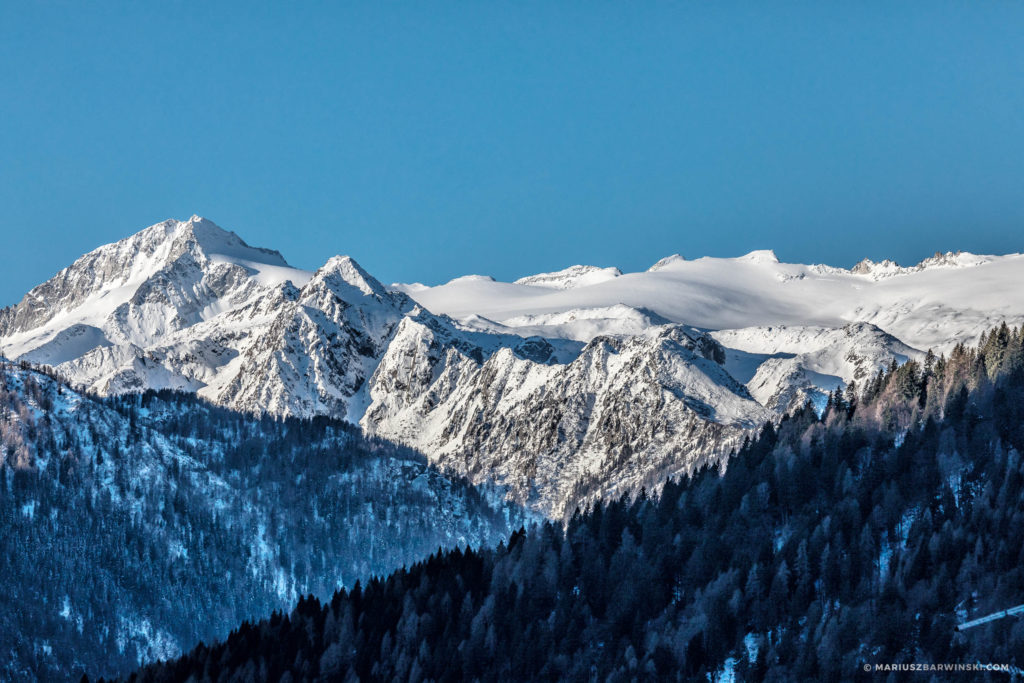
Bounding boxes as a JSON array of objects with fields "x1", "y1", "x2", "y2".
[
  {"x1": 0, "y1": 360, "x2": 526, "y2": 680},
  {"x1": 6, "y1": 216, "x2": 1022, "y2": 515},
  {"x1": 365, "y1": 313, "x2": 768, "y2": 518}
]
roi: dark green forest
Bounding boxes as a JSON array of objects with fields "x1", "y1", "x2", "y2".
[{"x1": 119, "y1": 324, "x2": 1024, "y2": 681}]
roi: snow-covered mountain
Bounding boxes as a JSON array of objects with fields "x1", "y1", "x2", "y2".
[
  {"x1": 0, "y1": 217, "x2": 419, "y2": 423},
  {"x1": 210, "y1": 255, "x2": 415, "y2": 420},
  {"x1": 1, "y1": 216, "x2": 306, "y2": 351},
  {"x1": 1, "y1": 217, "x2": 312, "y2": 395},
  {"x1": 395, "y1": 247, "x2": 1024, "y2": 420},
  {"x1": 400, "y1": 248, "x2": 1023, "y2": 353},
  {"x1": 364, "y1": 312, "x2": 768, "y2": 517},
  {"x1": 4, "y1": 217, "x2": 1023, "y2": 515},
  {"x1": 512, "y1": 264, "x2": 623, "y2": 289}
]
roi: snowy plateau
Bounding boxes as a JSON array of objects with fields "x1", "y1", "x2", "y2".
[{"x1": 4, "y1": 215, "x2": 1024, "y2": 518}]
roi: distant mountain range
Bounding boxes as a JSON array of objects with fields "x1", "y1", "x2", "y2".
[{"x1": 3, "y1": 216, "x2": 1023, "y2": 516}]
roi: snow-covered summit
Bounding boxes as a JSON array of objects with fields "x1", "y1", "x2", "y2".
[
  {"x1": 444, "y1": 274, "x2": 497, "y2": 285},
  {"x1": 648, "y1": 254, "x2": 685, "y2": 272},
  {"x1": 847, "y1": 250, "x2": 992, "y2": 280},
  {"x1": 514, "y1": 264, "x2": 622, "y2": 289},
  {"x1": 737, "y1": 249, "x2": 780, "y2": 264},
  {"x1": 849, "y1": 257, "x2": 904, "y2": 278},
  {"x1": 314, "y1": 255, "x2": 390, "y2": 298},
  {"x1": 174, "y1": 215, "x2": 289, "y2": 265},
  {"x1": 0, "y1": 217, "x2": 314, "y2": 366},
  {"x1": 913, "y1": 250, "x2": 991, "y2": 270},
  {"x1": 0, "y1": 216, "x2": 305, "y2": 338}
]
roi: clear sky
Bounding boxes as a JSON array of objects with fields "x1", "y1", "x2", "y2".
[{"x1": 2, "y1": 2, "x2": 1023, "y2": 305}]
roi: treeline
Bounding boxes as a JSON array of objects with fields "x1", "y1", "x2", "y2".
[{"x1": 120, "y1": 325, "x2": 1024, "y2": 681}]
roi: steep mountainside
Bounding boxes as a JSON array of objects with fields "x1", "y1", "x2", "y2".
[
  {"x1": 210, "y1": 256, "x2": 415, "y2": 420},
  {"x1": 0, "y1": 361, "x2": 526, "y2": 681},
  {"x1": 712, "y1": 322, "x2": 922, "y2": 413},
  {"x1": 364, "y1": 313, "x2": 768, "y2": 517},
  {"x1": 1, "y1": 216, "x2": 312, "y2": 396}
]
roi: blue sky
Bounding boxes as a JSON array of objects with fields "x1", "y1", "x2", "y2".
[{"x1": 2, "y1": 2, "x2": 1023, "y2": 304}]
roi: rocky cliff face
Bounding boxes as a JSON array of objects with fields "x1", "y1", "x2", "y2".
[
  {"x1": 364, "y1": 314, "x2": 769, "y2": 517},
  {"x1": 211, "y1": 256, "x2": 415, "y2": 420}
]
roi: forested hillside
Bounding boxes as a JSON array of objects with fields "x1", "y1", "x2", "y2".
[
  {"x1": 0, "y1": 363, "x2": 526, "y2": 681},
  {"x1": 125, "y1": 324, "x2": 1024, "y2": 681}
]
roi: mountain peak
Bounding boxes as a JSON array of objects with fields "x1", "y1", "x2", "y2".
[
  {"x1": 444, "y1": 274, "x2": 497, "y2": 286},
  {"x1": 179, "y1": 214, "x2": 224, "y2": 238},
  {"x1": 738, "y1": 249, "x2": 779, "y2": 264},
  {"x1": 850, "y1": 257, "x2": 902, "y2": 276},
  {"x1": 514, "y1": 265, "x2": 621, "y2": 289},
  {"x1": 313, "y1": 255, "x2": 388, "y2": 297},
  {"x1": 165, "y1": 216, "x2": 289, "y2": 268},
  {"x1": 648, "y1": 254, "x2": 685, "y2": 272},
  {"x1": 914, "y1": 250, "x2": 988, "y2": 270},
  {"x1": 0, "y1": 216, "x2": 301, "y2": 344},
  {"x1": 849, "y1": 251, "x2": 989, "y2": 279}
]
